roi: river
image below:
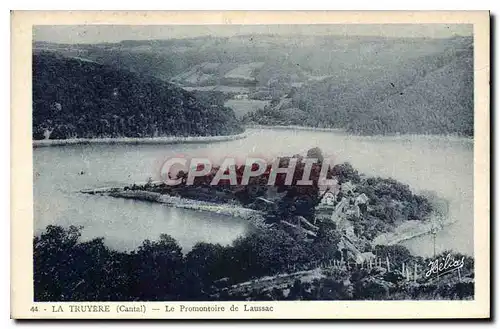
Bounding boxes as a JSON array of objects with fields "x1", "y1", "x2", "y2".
[{"x1": 33, "y1": 128, "x2": 473, "y2": 256}]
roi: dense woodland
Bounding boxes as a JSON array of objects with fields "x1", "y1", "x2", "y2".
[
  {"x1": 32, "y1": 52, "x2": 243, "y2": 140},
  {"x1": 34, "y1": 225, "x2": 474, "y2": 301},
  {"x1": 243, "y1": 44, "x2": 473, "y2": 136}
]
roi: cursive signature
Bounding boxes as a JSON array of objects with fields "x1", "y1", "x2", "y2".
[{"x1": 425, "y1": 253, "x2": 464, "y2": 278}]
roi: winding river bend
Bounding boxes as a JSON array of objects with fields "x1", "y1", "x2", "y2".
[{"x1": 33, "y1": 128, "x2": 473, "y2": 256}]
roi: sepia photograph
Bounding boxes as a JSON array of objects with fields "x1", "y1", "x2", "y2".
[{"x1": 10, "y1": 11, "x2": 490, "y2": 319}]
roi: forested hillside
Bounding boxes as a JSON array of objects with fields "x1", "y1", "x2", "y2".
[
  {"x1": 348, "y1": 48, "x2": 473, "y2": 135},
  {"x1": 34, "y1": 35, "x2": 474, "y2": 136},
  {"x1": 244, "y1": 41, "x2": 473, "y2": 136},
  {"x1": 32, "y1": 52, "x2": 243, "y2": 140}
]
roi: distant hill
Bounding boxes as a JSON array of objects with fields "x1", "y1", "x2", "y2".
[
  {"x1": 35, "y1": 35, "x2": 461, "y2": 86},
  {"x1": 32, "y1": 52, "x2": 243, "y2": 140},
  {"x1": 34, "y1": 35, "x2": 474, "y2": 136},
  {"x1": 348, "y1": 49, "x2": 473, "y2": 135},
  {"x1": 244, "y1": 38, "x2": 474, "y2": 136}
]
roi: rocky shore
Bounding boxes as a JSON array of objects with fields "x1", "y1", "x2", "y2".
[
  {"x1": 33, "y1": 131, "x2": 248, "y2": 148},
  {"x1": 81, "y1": 186, "x2": 268, "y2": 228},
  {"x1": 81, "y1": 183, "x2": 445, "y2": 249},
  {"x1": 245, "y1": 124, "x2": 345, "y2": 133},
  {"x1": 372, "y1": 215, "x2": 457, "y2": 246}
]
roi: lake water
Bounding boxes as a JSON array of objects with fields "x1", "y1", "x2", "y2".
[{"x1": 33, "y1": 128, "x2": 473, "y2": 256}]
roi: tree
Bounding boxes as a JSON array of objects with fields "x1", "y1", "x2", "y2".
[
  {"x1": 33, "y1": 225, "x2": 82, "y2": 301},
  {"x1": 373, "y1": 245, "x2": 412, "y2": 266},
  {"x1": 130, "y1": 234, "x2": 185, "y2": 300},
  {"x1": 185, "y1": 242, "x2": 227, "y2": 298},
  {"x1": 333, "y1": 163, "x2": 360, "y2": 184}
]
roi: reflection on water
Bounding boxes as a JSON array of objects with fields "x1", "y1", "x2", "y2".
[{"x1": 33, "y1": 128, "x2": 473, "y2": 256}]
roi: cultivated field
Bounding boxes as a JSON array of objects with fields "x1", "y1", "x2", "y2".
[{"x1": 224, "y1": 99, "x2": 270, "y2": 118}]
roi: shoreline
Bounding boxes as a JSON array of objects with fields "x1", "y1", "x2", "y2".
[
  {"x1": 33, "y1": 131, "x2": 248, "y2": 147},
  {"x1": 372, "y1": 216, "x2": 457, "y2": 247},
  {"x1": 245, "y1": 125, "x2": 472, "y2": 141},
  {"x1": 245, "y1": 124, "x2": 345, "y2": 133},
  {"x1": 82, "y1": 185, "x2": 447, "y2": 249},
  {"x1": 81, "y1": 187, "x2": 268, "y2": 228}
]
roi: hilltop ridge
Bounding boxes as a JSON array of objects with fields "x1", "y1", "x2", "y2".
[{"x1": 32, "y1": 52, "x2": 243, "y2": 140}]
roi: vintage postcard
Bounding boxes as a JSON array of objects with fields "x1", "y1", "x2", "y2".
[{"x1": 11, "y1": 11, "x2": 490, "y2": 319}]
